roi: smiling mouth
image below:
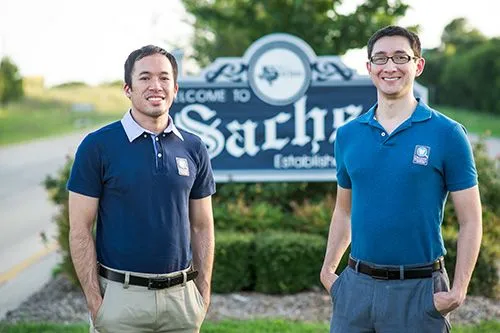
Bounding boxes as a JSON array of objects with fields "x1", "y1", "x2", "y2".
[
  {"x1": 147, "y1": 97, "x2": 165, "y2": 101},
  {"x1": 383, "y1": 77, "x2": 400, "y2": 81}
]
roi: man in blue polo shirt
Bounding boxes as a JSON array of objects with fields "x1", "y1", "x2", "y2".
[
  {"x1": 320, "y1": 26, "x2": 482, "y2": 332},
  {"x1": 68, "y1": 45, "x2": 215, "y2": 333}
]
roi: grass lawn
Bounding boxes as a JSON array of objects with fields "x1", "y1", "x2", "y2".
[
  {"x1": 437, "y1": 105, "x2": 500, "y2": 137},
  {"x1": 1, "y1": 319, "x2": 499, "y2": 332},
  {"x1": 0, "y1": 85, "x2": 127, "y2": 146}
]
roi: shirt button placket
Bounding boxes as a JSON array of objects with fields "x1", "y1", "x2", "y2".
[{"x1": 155, "y1": 136, "x2": 166, "y2": 172}]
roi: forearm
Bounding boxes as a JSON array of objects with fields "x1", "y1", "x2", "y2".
[
  {"x1": 451, "y1": 219, "x2": 482, "y2": 299},
  {"x1": 321, "y1": 216, "x2": 351, "y2": 277},
  {"x1": 69, "y1": 227, "x2": 101, "y2": 306},
  {"x1": 190, "y1": 221, "x2": 214, "y2": 295}
]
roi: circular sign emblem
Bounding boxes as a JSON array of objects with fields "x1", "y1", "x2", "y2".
[{"x1": 248, "y1": 42, "x2": 311, "y2": 106}]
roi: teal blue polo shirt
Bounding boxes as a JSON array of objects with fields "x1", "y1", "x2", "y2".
[{"x1": 335, "y1": 100, "x2": 477, "y2": 265}]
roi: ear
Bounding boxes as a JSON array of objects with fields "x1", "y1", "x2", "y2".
[
  {"x1": 124, "y1": 84, "x2": 131, "y2": 98},
  {"x1": 415, "y1": 57, "x2": 425, "y2": 77},
  {"x1": 366, "y1": 61, "x2": 372, "y2": 74},
  {"x1": 173, "y1": 82, "x2": 179, "y2": 97}
]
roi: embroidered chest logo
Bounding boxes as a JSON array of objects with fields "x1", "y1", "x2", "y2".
[
  {"x1": 413, "y1": 145, "x2": 431, "y2": 166},
  {"x1": 176, "y1": 157, "x2": 190, "y2": 176}
]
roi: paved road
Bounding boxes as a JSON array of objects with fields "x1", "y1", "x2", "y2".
[
  {"x1": 0, "y1": 130, "x2": 90, "y2": 318},
  {"x1": 0, "y1": 130, "x2": 498, "y2": 319}
]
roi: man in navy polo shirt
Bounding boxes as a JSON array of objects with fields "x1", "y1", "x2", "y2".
[
  {"x1": 320, "y1": 26, "x2": 482, "y2": 332},
  {"x1": 68, "y1": 45, "x2": 215, "y2": 332}
]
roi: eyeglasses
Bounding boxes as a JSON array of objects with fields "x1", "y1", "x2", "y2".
[{"x1": 369, "y1": 54, "x2": 419, "y2": 65}]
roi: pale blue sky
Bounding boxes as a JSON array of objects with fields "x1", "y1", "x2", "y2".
[{"x1": 0, "y1": 0, "x2": 497, "y2": 86}]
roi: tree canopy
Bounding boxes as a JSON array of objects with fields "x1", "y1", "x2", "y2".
[
  {"x1": 182, "y1": 0, "x2": 410, "y2": 66},
  {"x1": 0, "y1": 56, "x2": 24, "y2": 106},
  {"x1": 440, "y1": 18, "x2": 487, "y2": 55}
]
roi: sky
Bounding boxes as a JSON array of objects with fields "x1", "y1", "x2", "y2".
[{"x1": 0, "y1": 0, "x2": 498, "y2": 86}]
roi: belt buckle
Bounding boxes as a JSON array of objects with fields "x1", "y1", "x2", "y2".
[
  {"x1": 148, "y1": 276, "x2": 171, "y2": 290},
  {"x1": 371, "y1": 268, "x2": 389, "y2": 280}
]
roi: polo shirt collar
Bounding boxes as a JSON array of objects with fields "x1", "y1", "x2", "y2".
[
  {"x1": 357, "y1": 98, "x2": 432, "y2": 125},
  {"x1": 121, "y1": 110, "x2": 184, "y2": 142}
]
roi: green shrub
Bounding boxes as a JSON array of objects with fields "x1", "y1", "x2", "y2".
[
  {"x1": 213, "y1": 232, "x2": 255, "y2": 293},
  {"x1": 254, "y1": 232, "x2": 325, "y2": 294},
  {"x1": 441, "y1": 138, "x2": 500, "y2": 298},
  {"x1": 214, "y1": 199, "x2": 285, "y2": 232},
  {"x1": 214, "y1": 182, "x2": 336, "y2": 211},
  {"x1": 44, "y1": 156, "x2": 79, "y2": 285},
  {"x1": 213, "y1": 194, "x2": 335, "y2": 237},
  {"x1": 442, "y1": 224, "x2": 500, "y2": 298},
  {"x1": 285, "y1": 195, "x2": 335, "y2": 237}
]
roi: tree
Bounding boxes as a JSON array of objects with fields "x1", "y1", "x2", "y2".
[
  {"x1": 440, "y1": 18, "x2": 487, "y2": 55},
  {"x1": 0, "y1": 56, "x2": 24, "y2": 105},
  {"x1": 418, "y1": 18, "x2": 491, "y2": 107},
  {"x1": 439, "y1": 38, "x2": 500, "y2": 114},
  {"x1": 181, "y1": 0, "x2": 410, "y2": 66}
]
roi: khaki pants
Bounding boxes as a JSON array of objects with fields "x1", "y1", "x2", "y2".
[{"x1": 90, "y1": 265, "x2": 206, "y2": 333}]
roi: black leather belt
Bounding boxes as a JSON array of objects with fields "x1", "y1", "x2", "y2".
[
  {"x1": 348, "y1": 257, "x2": 443, "y2": 280},
  {"x1": 99, "y1": 265, "x2": 198, "y2": 290}
]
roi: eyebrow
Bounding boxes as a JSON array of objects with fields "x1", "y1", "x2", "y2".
[
  {"x1": 137, "y1": 71, "x2": 171, "y2": 76},
  {"x1": 373, "y1": 50, "x2": 410, "y2": 55}
]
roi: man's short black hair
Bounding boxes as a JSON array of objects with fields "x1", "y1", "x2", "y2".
[
  {"x1": 124, "y1": 45, "x2": 178, "y2": 89},
  {"x1": 367, "y1": 25, "x2": 421, "y2": 59}
]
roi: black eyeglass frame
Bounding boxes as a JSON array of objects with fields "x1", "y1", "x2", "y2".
[{"x1": 369, "y1": 54, "x2": 420, "y2": 65}]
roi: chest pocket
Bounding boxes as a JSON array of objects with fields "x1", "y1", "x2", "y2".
[{"x1": 161, "y1": 155, "x2": 196, "y2": 192}]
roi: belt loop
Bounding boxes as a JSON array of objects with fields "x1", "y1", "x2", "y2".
[
  {"x1": 355, "y1": 259, "x2": 360, "y2": 273},
  {"x1": 399, "y1": 266, "x2": 404, "y2": 280},
  {"x1": 181, "y1": 271, "x2": 187, "y2": 286},
  {"x1": 123, "y1": 272, "x2": 130, "y2": 289}
]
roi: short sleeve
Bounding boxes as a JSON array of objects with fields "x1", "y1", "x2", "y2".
[
  {"x1": 67, "y1": 134, "x2": 103, "y2": 198},
  {"x1": 190, "y1": 140, "x2": 216, "y2": 199},
  {"x1": 335, "y1": 126, "x2": 352, "y2": 189},
  {"x1": 443, "y1": 124, "x2": 478, "y2": 192}
]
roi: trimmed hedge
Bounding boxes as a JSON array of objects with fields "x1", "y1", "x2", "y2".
[
  {"x1": 254, "y1": 232, "x2": 326, "y2": 294},
  {"x1": 213, "y1": 232, "x2": 255, "y2": 293}
]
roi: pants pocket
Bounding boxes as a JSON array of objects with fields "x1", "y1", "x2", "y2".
[
  {"x1": 94, "y1": 278, "x2": 112, "y2": 328},
  {"x1": 424, "y1": 271, "x2": 452, "y2": 332},
  {"x1": 330, "y1": 269, "x2": 345, "y2": 301},
  {"x1": 191, "y1": 281, "x2": 206, "y2": 312}
]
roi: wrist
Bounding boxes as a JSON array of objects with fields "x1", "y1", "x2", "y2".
[{"x1": 450, "y1": 287, "x2": 467, "y2": 305}]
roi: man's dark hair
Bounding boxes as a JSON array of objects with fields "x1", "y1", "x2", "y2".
[
  {"x1": 124, "y1": 45, "x2": 178, "y2": 89},
  {"x1": 367, "y1": 25, "x2": 422, "y2": 59}
]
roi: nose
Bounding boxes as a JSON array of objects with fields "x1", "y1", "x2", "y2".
[
  {"x1": 149, "y1": 77, "x2": 162, "y2": 90},
  {"x1": 383, "y1": 60, "x2": 398, "y2": 72}
]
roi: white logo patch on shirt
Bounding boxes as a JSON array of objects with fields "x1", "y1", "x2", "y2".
[
  {"x1": 413, "y1": 145, "x2": 431, "y2": 166},
  {"x1": 176, "y1": 157, "x2": 190, "y2": 176}
]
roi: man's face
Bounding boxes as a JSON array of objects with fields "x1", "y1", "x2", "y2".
[
  {"x1": 125, "y1": 53, "x2": 178, "y2": 118},
  {"x1": 366, "y1": 36, "x2": 425, "y2": 100}
]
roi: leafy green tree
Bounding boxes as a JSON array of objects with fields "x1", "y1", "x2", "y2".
[
  {"x1": 0, "y1": 56, "x2": 24, "y2": 105},
  {"x1": 440, "y1": 39, "x2": 500, "y2": 113},
  {"x1": 440, "y1": 18, "x2": 487, "y2": 55},
  {"x1": 182, "y1": 0, "x2": 409, "y2": 65},
  {"x1": 419, "y1": 18, "x2": 492, "y2": 107}
]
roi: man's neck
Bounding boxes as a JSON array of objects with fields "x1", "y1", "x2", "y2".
[
  {"x1": 376, "y1": 94, "x2": 417, "y2": 121},
  {"x1": 375, "y1": 94, "x2": 418, "y2": 134},
  {"x1": 130, "y1": 109, "x2": 170, "y2": 134}
]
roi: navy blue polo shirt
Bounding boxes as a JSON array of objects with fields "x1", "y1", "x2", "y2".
[
  {"x1": 68, "y1": 111, "x2": 216, "y2": 273},
  {"x1": 335, "y1": 100, "x2": 477, "y2": 265}
]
